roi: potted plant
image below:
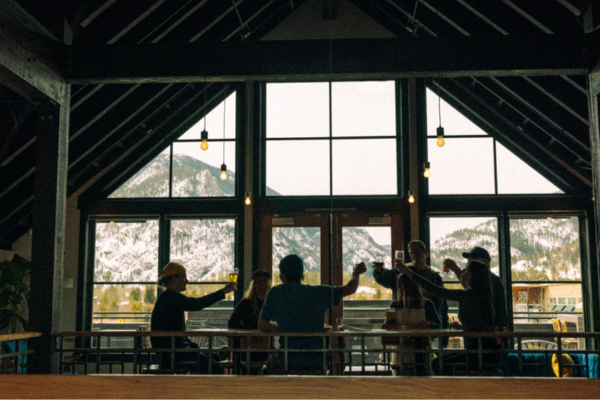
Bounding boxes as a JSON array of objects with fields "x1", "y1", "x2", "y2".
[{"x1": 0, "y1": 254, "x2": 31, "y2": 334}]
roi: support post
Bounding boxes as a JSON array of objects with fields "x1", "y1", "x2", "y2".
[
  {"x1": 29, "y1": 85, "x2": 70, "y2": 374},
  {"x1": 407, "y1": 78, "x2": 419, "y2": 239},
  {"x1": 586, "y1": 71, "x2": 600, "y2": 333},
  {"x1": 585, "y1": 3, "x2": 600, "y2": 334}
]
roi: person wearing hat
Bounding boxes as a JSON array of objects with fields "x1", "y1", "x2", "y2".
[
  {"x1": 396, "y1": 259, "x2": 501, "y2": 375},
  {"x1": 443, "y1": 246, "x2": 508, "y2": 332},
  {"x1": 151, "y1": 262, "x2": 237, "y2": 374},
  {"x1": 228, "y1": 269, "x2": 272, "y2": 330},
  {"x1": 228, "y1": 269, "x2": 273, "y2": 367},
  {"x1": 258, "y1": 254, "x2": 367, "y2": 371}
]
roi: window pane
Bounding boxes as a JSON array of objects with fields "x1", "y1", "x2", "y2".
[
  {"x1": 109, "y1": 148, "x2": 170, "y2": 198},
  {"x1": 332, "y1": 81, "x2": 396, "y2": 137},
  {"x1": 427, "y1": 138, "x2": 495, "y2": 194},
  {"x1": 267, "y1": 82, "x2": 329, "y2": 138},
  {"x1": 170, "y1": 219, "x2": 236, "y2": 282},
  {"x1": 343, "y1": 226, "x2": 393, "y2": 301},
  {"x1": 178, "y1": 92, "x2": 236, "y2": 140},
  {"x1": 332, "y1": 139, "x2": 396, "y2": 195},
  {"x1": 426, "y1": 88, "x2": 487, "y2": 137},
  {"x1": 94, "y1": 220, "x2": 159, "y2": 282},
  {"x1": 183, "y1": 285, "x2": 233, "y2": 349},
  {"x1": 496, "y1": 143, "x2": 563, "y2": 194},
  {"x1": 510, "y1": 217, "x2": 581, "y2": 281},
  {"x1": 429, "y1": 217, "x2": 499, "y2": 279},
  {"x1": 172, "y1": 142, "x2": 236, "y2": 197},
  {"x1": 272, "y1": 227, "x2": 321, "y2": 285},
  {"x1": 92, "y1": 284, "x2": 156, "y2": 325},
  {"x1": 266, "y1": 140, "x2": 329, "y2": 195}
]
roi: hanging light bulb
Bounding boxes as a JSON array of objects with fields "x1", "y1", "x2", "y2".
[
  {"x1": 244, "y1": 191, "x2": 252, "y2": 205},
  {"x1": 436, "y1": 126, "x2": 445, "y2": 147},
  {"x1": 201, "y1": 130, "x2": 209, "y2": 151},
  {"x1": 423, "y1": 161, "x2": 431, "y2": 178},
  {"x1": 201, "y1": 76, "x2": 209, "y2": 151},
  {"x1": 408, "y1": 190, "x2": 415, "y2": 204},
  {"x1": 436, "y1": 73, "x2": 445, "y2": 147},
  {"x1": 220, "y1": 89, "x2": 227, "y2": 181}
]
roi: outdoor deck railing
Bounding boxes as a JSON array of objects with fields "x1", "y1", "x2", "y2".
[
  {"x1": 53, "y1": 329, "x2": 599, "y2": 378},
  {"x1": 0, "y1": 332, "x2": 41, "y2": 374}
]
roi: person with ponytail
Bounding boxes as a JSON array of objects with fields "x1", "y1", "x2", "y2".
[{"x1": 395, "y1": 260, "x2": 499, "y2": 375}]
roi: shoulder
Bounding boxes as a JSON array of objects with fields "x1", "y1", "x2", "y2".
[{"x1": 235, "y1": 298, "x2": 252, "y2": 307}]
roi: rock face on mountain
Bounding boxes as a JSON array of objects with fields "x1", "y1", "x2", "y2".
[{"x1": 97, "y1": 154, "x2": 580, "y2": 285}]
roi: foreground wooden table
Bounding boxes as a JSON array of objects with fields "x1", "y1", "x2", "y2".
[{"x1": 2, "y1": 375, "x2": 598, "y2": 399}]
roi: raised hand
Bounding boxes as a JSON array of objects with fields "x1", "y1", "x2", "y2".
[{"x1": 222, "y1": 282, "x2": 237, "y2": 294}]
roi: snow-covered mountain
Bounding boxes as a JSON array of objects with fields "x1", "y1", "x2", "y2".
[
  {"x1": 431, "y1": 217, "x2": 580, "y2": 281},
  {"x1": 96, "y1": 154, "x2": 580, "y2": 283}
]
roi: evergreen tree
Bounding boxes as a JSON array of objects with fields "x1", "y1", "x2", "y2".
[{"x1": 144, "y1": 286, "x2": 156, "y2": 304}]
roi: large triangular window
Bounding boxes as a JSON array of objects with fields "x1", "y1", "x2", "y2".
[
  {"x1": 426, "y1": 89, "x2": 563, "y2": 195},
  {"x1": 109, "y1": 92, "x2": 237, "y2": 198}
]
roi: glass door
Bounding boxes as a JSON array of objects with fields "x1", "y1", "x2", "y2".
[{"x1": 260, "y1": 213, "x2": 403, "y2": 321}]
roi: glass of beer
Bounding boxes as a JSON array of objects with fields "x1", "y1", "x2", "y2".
[
  {"x1": 394, "y1": 250, "x2": 404, "y2": 263},
  {"x1": 374, "y1": 256, "x2": 384, "y2": 269},
  {"x1": 443, "y1": 260, "x2": 450, "y2": 273},
  {"x1": 229, "y1": 268, "x2": 239, "y2": 283}
]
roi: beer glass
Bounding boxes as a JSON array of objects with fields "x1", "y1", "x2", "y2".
[
  {"x1": 394, "y1": 250, "x2": 404, "y2": 263},
  {"x1": 229, "y1": 268, "x2": 239, "y2": 283},
  {"x1": 374, "y1": 256, "x2": 385, "y2": 269}
]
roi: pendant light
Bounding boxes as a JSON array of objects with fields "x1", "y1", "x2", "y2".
[
  {"x1": 201, "y1": 76, "x2": 209, "y2": 151},
  {"x1": 220, "y1": 89, "x2": 227, "y2": 181},
  {"x1": 408, "y1": 190, "x2": 415, "y2": 204},
  {"x1": 436, "y1": 73, "x2": 445, "y2": 147},
  {"x1": 423, "y1": 161, "x2": 431, "y2": 178},
  {"x1": 245, "y1": 192, "x2": 251, "y2": 205}
]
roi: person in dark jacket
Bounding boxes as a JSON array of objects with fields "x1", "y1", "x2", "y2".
[
  {"x1": 151, "y1": 262, "x2": 236, "y2": 374},
  {"x1": 396, "y1": 259, "x2": 500, "y2": 375},
  {"x1": 373, "y1": 240, "x2": 449, "y2": 346}
]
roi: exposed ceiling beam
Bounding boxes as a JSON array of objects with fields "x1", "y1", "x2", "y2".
[
  {"x1": 68, "y1": 36, "x2": 589, "y2": 84},
  {"x1": 80, "y1": 0, "x2": 118, "y2": 27},
  {"x1": 0, "y1": 0, "x2": 66, "y2": 104}
]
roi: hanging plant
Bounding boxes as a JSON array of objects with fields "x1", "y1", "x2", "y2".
[{"x1": 0, "y1": 255, "x2": 31, "y2": 334}]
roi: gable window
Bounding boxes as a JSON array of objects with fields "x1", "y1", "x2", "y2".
[
  {"x1": 426, "y1": 89, "x2": 563, "y2": 195},
  {"x1": 109, "y1": 92, "x2": 237, "y2": 198}
]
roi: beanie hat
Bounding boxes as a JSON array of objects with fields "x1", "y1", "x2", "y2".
[{"x1": 160, "y1": 262, "x2": 186, "y2": 279}]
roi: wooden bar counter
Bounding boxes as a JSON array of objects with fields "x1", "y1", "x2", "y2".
[{"x1": 1, "y1": 374, "x2": 598, "y2": 399}]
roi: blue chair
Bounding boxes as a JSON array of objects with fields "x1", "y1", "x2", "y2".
[{"x1": 506, "y1": 352, "x2": 598, "y2": 378}]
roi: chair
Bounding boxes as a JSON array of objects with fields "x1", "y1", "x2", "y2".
[
  {"x1": 558, "y1": 320, "x2": 578, "y2": 350},
  {"x1": 227, "y1": 335, "x2": 270, "y2": 374},
  {"x1": 381, "y1": 323, "x2": 431, "y2": 376},
  {"x1": 515, "y1": 339, "x2": 557, "y2": 350},
  {"x1": 551, "y1": 319, "x2": 561, "y2": 332}
]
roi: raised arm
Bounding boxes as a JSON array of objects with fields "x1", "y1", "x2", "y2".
[
  {"x1": 396, "y1": 263, "x2": 467, "y2": 303},
  {"x1": 342, "y1": 262, "x2": 367, "y2": 297},
  {"x1": 373, "y1": 265, "x2": 399, "y2": 290}
]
